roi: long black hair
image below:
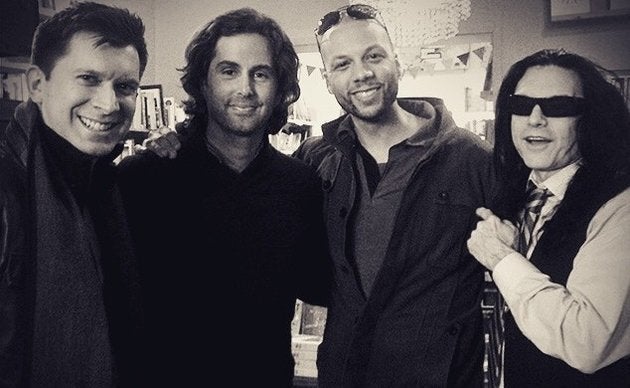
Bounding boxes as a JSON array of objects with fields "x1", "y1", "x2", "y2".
[{"x1": 493, "y1": 49, "x2": 630, "y2": 219}]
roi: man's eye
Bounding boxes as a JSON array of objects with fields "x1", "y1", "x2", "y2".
[
  {"x1": 78, "y1": 74, "x2": 99, "y2": 84},
  {"x1": 254, "y1": 71, "x2": 270, "y2": 80},
  {"x1": 367, "y1": 53, "x2": 384, "y2": 62},
  {"x1": 221, "y1": 69, "x2": 236, "y2": 76},
  {"x1": 117, "y1": 83, "x2": 138, "y2": 96},
  {"x1": 332, "y1": 61, "x2": 349, "y2": 71}
]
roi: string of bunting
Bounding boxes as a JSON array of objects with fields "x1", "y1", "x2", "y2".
[{"x1": 300, "y1": 43, "x2": 492, "y2": 79}]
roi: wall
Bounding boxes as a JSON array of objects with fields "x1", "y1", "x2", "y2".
[
  {"x1": 7, "y1": 1, "x2": 630, "y2": 104},
  {"x1": 456, "y1": 0, "x2": 630, "y2": 96},
  {"x1": 152, "y1": 0, "x2": 346, "y2": 104},
  {"x1": 51, "y1": 0, "x2": 157, "y2": 84},
  {"x1": 150, "y1": 0, "x2": 630, "y2": 105}
]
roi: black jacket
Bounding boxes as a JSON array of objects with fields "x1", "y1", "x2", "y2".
[
  {"x1": 0, "y1": 100, "x2": 142, "y2": 387},
  {"x1": 294, "y1": 99, "x2": 497, "y2": 387}
]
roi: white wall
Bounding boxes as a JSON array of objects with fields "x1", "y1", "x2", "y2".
[
  {"x1": 152, "y1": 0, "x2": 346, "y2": 104},
  {"x1": 30, "y1": 0, "x2": 630, "y2": 104},
  {"x1": 456, "y1": 0, "x2": 630, "y2": 95}
]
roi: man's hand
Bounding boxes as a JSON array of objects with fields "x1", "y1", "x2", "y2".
[
  {"x1": 467, "y1": 207, "x2": 519, "y2": 271},
  {"x1": 135, "y1": 126, "x2": 181, "y2": 159}
]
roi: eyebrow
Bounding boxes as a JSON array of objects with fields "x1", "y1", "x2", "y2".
[
  {"x1": 250, "y1": 64, "x2": 275, "y2": 74},
  {"x1": 74, "y1": 68, "x2": 140, "y2": 83},
  {"x1": 330, "y1": 44, "x2": 387, "y2": 60},
  {"x1": 214, "y1": 60, "x2": 275, "y2": 74}
]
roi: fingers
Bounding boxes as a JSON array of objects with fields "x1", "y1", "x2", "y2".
[
  {"x1": 143, "y1": 128, "x2": 181, "y2": 159},
  {"x1": 475, "y1": 207, "x2": 495, "y2": 220}
]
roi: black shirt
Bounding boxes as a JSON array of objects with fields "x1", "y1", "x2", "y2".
[{"x1": 119, "y1": 127, "x2": 330, "y2": 387}]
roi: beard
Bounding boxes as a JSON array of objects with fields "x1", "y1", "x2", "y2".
[
  {"x1": 335, "y1": 81, "x2": 398, "y2": 123},
  {"x1": 206, "y1": 96, "x2": 272, "y2": 137}
]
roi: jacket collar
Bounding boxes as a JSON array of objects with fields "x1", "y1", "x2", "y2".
[
  {"x1": 4, "y1": 99, "x2": 123, "y2": 170},
  {"x1": 4, "y1": 100, "x2": 39, "y2": 168}
]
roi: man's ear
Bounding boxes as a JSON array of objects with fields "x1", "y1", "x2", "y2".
[
  {"x1": 323, "y1": 70, "x2": 333, "y2": 95},
  {"x1": 26, "y1": 65, "x2": 46, "y2": 103}
]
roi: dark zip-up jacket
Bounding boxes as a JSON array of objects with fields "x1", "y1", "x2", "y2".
[{"x1": 294, "y1": 99, "x2": 497, "y2": 387}]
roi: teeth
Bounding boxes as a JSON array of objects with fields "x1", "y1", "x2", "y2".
[
  {"x1": 79, "y1": 116, "x2": 116, "y2": 131},
  {"x1": 353, "y1": 88, "x2": 379, "y2": 100}
]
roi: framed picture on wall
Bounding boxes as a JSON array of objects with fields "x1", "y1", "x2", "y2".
[
  {"x1": 550, "y1": 0, "x2": 630, "y2": 21},
  {"x1": 38, "y1": 0, "x2": 56, "y2": 17},
  {"x1": 133, "y1": 85, "x2": 165, "y2": 131}
]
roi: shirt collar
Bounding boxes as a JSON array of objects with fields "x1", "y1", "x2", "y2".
[{"x1": 529, "y1": 160, "x2": 582, "y2": 201}]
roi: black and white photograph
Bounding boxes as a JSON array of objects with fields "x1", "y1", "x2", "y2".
[{"x1": 0, "y1": 1, "x2": 629, "y2": 387}]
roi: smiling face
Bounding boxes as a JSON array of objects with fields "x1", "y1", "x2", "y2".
[
  {"x1": 511, "y1": 65, "x2": 583, "y2": 181},
  {"x1": 319, "y1": 18, "x2": 399, "y2": 122},
  {"x1": 30, "y1": 32, "x2": 140, "y2": 156},
  {"x1": 203, "y1": 33, "x2": 278, "y2": 137}
]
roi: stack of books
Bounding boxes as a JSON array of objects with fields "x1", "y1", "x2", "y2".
[{"x1": 292, "y1": 334, "x2": 321, "y2": 378}]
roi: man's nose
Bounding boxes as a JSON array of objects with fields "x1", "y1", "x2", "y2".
[
  {"x1": 92, "y1": 84, "x2": 120, "y2": 113},
  {"x1": 237, "y1": 75, "x2": 255, "y2": 97},
  {"x1": 527, "y1": 104, "x2": 547, "y2": 127},
  {"x1": 353, "y1": 63, "x2": 375, "y2": 82}
]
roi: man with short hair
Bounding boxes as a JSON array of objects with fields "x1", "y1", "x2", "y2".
[
  {"x1": 0, "y1": 2, "x2": 147, "y2": 386},
  {"x1": 293, "y1": 4, "x2": 496, "y2": 386},
  {"x1": 118, "y1": 8, "x2": 330, "y2": 387}
]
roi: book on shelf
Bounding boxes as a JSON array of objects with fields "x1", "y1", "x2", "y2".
[
  {"x1": 300, "y1": 303, "x2": 327, "y2": 337},
  {"x1": 291, "y1": 299, "x2": 304, "y2": 336},
  {"x1": 291, "y1": 334, "x2": 322, "y2": 352}
]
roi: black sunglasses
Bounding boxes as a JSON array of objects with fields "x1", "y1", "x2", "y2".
[
  {"x1": 508, "y1": 95, "x2": 587, "y2": 117},
  {"x1": 315, "y1": 3, "x2": 387, "y2": 37}
]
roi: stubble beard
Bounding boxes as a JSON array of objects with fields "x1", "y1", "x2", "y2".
[{"x1": 337, "y1": 82, "x2": 398, "y2": 123}]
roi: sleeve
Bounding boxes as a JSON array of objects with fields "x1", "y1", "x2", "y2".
[{"x1": 493, "y1": 188, "x2": 630, "y2": 373}]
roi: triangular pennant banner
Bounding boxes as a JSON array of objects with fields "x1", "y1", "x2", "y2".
[
  {"x1": 306, "y1": 65, "x2": 316, "y2": 76},
  {"x1": 408, "y1": 67, "x2": 420, "y2": 78},
  {"x1": 319, "y1": 68, "x2": 325, "y2": 78},
  {"x1": 473, "y1": 47, "x2": 485, "y2": 61},
  {"x1": 457, "y1": 52, "x2": 470, "y2": 66}
]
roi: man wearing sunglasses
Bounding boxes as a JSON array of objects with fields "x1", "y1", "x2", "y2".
[
  {"x1": 294, "y1": 4, "x2": 497, "y2": 386},
  {"x1": 468, "y1": 49, "x2": 630, "y2": 386}
]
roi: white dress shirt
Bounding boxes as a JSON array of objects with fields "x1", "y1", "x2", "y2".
[{"x1": 493, "y1": 163, "x2": 630, "y2": 373}]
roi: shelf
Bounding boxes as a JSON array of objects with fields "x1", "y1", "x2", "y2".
[{"x1": 0, "y1": 57, "x2": 30, "y2": 74}]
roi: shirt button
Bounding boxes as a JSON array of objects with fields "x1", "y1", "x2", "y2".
[
  {"x1": 322, "y1": 180, "x2": 332, "y2": 190},
  {"x1": 439, "y1": 191, "x2": 449, "y2": 201},
  {"x1": 339, "y1": 207, "x2": 348, "y2": 218}
]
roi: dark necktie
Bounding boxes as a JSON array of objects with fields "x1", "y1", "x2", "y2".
[{"x1": 518, "y1": 184, "x2": 552, "y2": 255}]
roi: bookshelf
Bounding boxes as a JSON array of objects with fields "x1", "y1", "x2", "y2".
[{"x1": 1, "y1": 0, "x2": 57, "y2": 127}]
